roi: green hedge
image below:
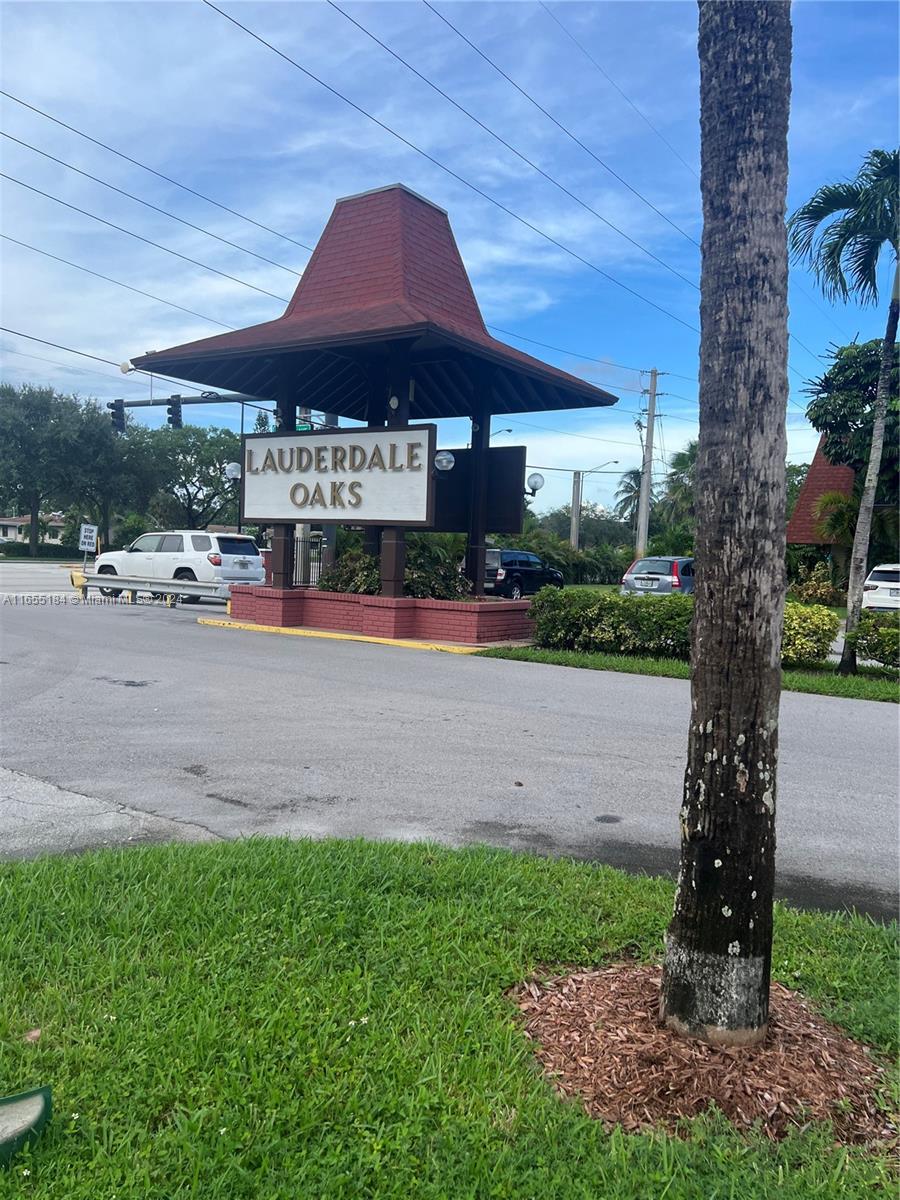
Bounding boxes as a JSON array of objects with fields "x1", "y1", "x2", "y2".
[
  {"x1": 849, "y1": 611, "x2": 900, "y2": 669},
  {"x1": 530, "y1": 588, "x2": 839, "y2": 667},
  {"x1": 0, "y1": 541, "x2": 79, "y2": 559}
]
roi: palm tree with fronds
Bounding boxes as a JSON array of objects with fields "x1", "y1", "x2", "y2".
[
  {"x1": 613, "y1": 467, "x2": 646, "y2": 527},
  {"x1": 660, "y1": 439, "x2": 698, "y2": 524},
  {"x1": 788, "y1": 148, "x2": 899, "y2": 673}
]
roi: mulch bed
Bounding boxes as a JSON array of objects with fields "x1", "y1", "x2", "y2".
[{"x1": 512, "y1": 963, "x2": 896, "y2": 1145}]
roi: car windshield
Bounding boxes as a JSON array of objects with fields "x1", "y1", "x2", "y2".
[
  {"x1": 216, "y1": 537, "x2": 260, "y2": 557},
  {"x1": 868, "y1": 568, "x2": 900, "y2": 584},
  {"x1": 631, "y1": 558, "x2": 673, "y2": 575}
]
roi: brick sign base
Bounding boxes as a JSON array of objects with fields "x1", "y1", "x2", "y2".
[{"x1": 229, "y1": 586, "x2": 533, "y2": 644}]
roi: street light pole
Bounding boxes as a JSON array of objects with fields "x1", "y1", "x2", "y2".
[
  {"x1": 569, "y1": 471, "x2": 583, "y2": 549},
  {"x1": 569, "y1": 460, "x2": 619, "y2": 549}
]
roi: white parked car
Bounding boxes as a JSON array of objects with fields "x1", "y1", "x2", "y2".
[
  {"x1": 94, "y1": 531, "x2": 265, "y2": 600},
  {"x1": 861, "y1": 563, "x2": 900, "y2": 612}
]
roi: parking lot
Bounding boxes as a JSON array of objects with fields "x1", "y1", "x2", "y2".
[{"x1": 1, "y1": 559, "x2": 897, "y2": 918}]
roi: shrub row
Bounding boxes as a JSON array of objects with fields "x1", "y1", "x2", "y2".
[
  {"x1": 848, "y1": 611, "x2": 900, "y2": 669},
  {"x1": 529, "y1": 588, "x2": 840, "y2": 667},
  {"x1": 317, "y1": 540, "x2": 470, "y2": 601},
  {"x1": 0, "y1": 542, "x2": 79, "y2": 559}
]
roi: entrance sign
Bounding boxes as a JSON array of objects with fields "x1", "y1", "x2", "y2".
[
  {"x1": 241, "y1": 425, "x2": 436, "y2": 526},
  {"x1": 78, "y1": 524, "x2": 98, "y2": 552}
]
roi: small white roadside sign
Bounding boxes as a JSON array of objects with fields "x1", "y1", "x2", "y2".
[{"x1": 78, "y1": 524, "x2": 98, "y2": 553}]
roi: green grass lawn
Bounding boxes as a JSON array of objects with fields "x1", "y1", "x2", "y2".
[
  {"x1": 477, "y1": 646, "x2": 899, "y2": 703},
  {"x1": 1, "y1": 840, "x2": 896, "y2": 1199}
]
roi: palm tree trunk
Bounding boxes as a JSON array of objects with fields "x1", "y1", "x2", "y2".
[
  {"x1": 838, "y1": 261, "x2": 899, "y2": 675},
  {"x1": 659, "y1": 0, "x2": 791, "y2": 1046}
]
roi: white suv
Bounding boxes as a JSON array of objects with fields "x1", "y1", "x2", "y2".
[
  {"x1": 861, "y1": 563, "x2": 900, "y2": 612},
  {"x1": 94, "y1": 531, "x2": 265, "y2": 599}
]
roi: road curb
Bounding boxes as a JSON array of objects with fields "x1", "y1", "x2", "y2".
[{"x1": 196, "y1": 616, "x2": 482, "y2": 655}]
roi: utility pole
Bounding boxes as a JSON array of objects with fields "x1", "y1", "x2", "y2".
[
  {"x1": 569, "y1": 471, "x2": 583, "y2": 549},
  {"x1": 635, "y1": 368, "x2": 658, "y2": 557}
]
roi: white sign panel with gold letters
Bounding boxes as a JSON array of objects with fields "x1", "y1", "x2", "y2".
[{"x1": 240, "y1": 425, "x2": 436, "y2": 526}]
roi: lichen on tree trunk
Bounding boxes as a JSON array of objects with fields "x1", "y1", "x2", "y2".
[{"x1": 660, "y1": 0, "x2": 791, "y2": 1046}]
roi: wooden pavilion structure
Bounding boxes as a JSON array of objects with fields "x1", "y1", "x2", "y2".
[{"x1": 132, "y1": 183, "x2": 618, "y2": 597}]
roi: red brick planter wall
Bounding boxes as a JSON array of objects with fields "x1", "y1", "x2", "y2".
[{"x1": 229, "y1": 586, "x2": 533, "y2": 644}]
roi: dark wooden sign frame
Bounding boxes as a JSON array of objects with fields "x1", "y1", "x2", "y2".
[{"x1": 239, "y1": 424, "x2": 437, "y2": 528}]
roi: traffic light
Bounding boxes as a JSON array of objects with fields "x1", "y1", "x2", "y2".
[
  {"x1": 107, "y1": 398, "x2": 125, "y2": 434},
  {"x1": 166, "y1": 398, "x2": 183, "y2": 429}
]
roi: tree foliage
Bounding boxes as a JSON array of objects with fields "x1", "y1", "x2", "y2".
[
  {"x1": 805, "y1": 339, "x2": 899, "y2": 502},
  {"x1": 0, "y1": 384, "x2": 82, "y2": 554},
  {"x1": 790, "y1": 147, "x2": 899, "y2": 674},
  {"x1": 788, "y1": 149, "x2": 898, "y2": 304},
  {"x1": 0, "y1": 382, "x2": 245, "y2": 548}
]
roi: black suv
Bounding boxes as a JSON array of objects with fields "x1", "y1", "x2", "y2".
[{"x1": 485, "y1": 549, "x2": 564, "y2": 599}]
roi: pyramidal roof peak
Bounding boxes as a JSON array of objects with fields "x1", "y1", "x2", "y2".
[{"x1": 282, "y1": 183, "x2": 488, "y2": 341}]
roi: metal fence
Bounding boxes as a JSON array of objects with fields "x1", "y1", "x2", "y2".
[{"x1": 294, "y1": 532, "x2": 324, "y2": 587}]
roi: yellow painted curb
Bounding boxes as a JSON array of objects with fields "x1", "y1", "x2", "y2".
[{"x1": 196, "y1": 617, "x2": 480, "y2": 655}]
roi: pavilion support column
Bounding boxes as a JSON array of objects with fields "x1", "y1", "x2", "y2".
[
  {"x1": 379, "y1": 343, "x2": 412, "y2": 598},
  {"x1": 272, "y1": 378, "x2": 297, "y2": 589},
  {"x1": 363, "y1": 361, "x2": 389, "y2": 560},
  {"x1": 465, "y1": 368, "x2": 494, "y2": 595},
  {"x1": 321, "y1": 411, "x2": 340, "y2": 569}
]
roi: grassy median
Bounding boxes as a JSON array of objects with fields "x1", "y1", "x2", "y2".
[
  {"x1": 1, "y1": 839, "x2": 896, "y2": 1198},
  {"x1": 476, "y1": 646, "x2": 899, "y2": 703}
]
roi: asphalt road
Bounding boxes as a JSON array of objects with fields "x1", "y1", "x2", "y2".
[{"x1": 1, "y1": 562, "x2": 897, "y2": 918}]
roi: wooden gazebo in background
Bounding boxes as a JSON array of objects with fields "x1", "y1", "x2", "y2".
[{"x1": 132, "y1": 184, "x2": 618, "y2": 597}]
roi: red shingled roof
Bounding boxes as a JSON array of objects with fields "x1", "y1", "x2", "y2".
[
  {"x1": 786, "y1": 437, "x2": 856, "y2": 544},
  {"x1": 130, "y1": 184, "x2": 617, "y2": 419}
]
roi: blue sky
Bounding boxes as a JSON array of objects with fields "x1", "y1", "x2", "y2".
[{"x1": 1, "y1": 0, "x2": 897, "y2": 513}]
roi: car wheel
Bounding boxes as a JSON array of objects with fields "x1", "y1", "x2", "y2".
[
  {"x1": 174, "y1": 569, "x2": 200, "y2": 603},
  {"x1": 510, "y1": 580, "x2": 523, "y2": 601},
  {"x1": 97, "y1": 566, "x2": 122, "y2": 597}
]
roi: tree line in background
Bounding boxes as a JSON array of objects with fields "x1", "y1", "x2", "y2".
[
  {"x1": 519, "y1": 336, "x2": 896, "y2": 589},
  {"x1": 1, "y1": 328, "x2": 895, "y2": 579},
  {"x1": 0, "y1": 384, "x2": 243, "y2": 555}
]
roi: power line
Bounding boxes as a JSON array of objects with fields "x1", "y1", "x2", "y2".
[
  {"x1": 201, "y1": 0, "x2": 700, "y2": 335},
  {"x1": 507, "y1": 416, "x2": 641, "y2": 450},
  {"x1": 1, "y1": 327, "x2": 136, "y2": 371},
  {"x1": 488, "y1": 326, "x2": 652, "y2": 375},
  {"x1": 525, "y1": 463, "x2": 628, "y2": 474},
  {"x1": 537, "y1": 1, "x2": 700, "y2": 182},
  {"x1": 0, "y1": 173, "x2": 291, "y2": 304},
  {"x1": 1, "y1": 131, "x2": 303, "y2": 277},
  {"x1": 423, "y1": 0, "x2": 700, "y2": 246},
  {"x1": 0, "y1": 327, "x2": 235, "y2": 398},
  {"x1": 329, "y1": 0, "x2": 698, "y2": 289},
  {"x1": 1, "y1": 235, "x2": 235, "y2": 330},
  {"x1": 1, "y1": 346, "x2": 149, "y2": 388},
  {"x1": 428, "y1": 7, "x2": 840, "y2": 365},
  {"x1": 0, "y1": 89, "x2": 314, "y2": 253}
]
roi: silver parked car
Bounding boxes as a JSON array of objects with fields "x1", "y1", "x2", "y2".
[{"x1": 620, "y1": 556, "x2": 695, "y2": 596}]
